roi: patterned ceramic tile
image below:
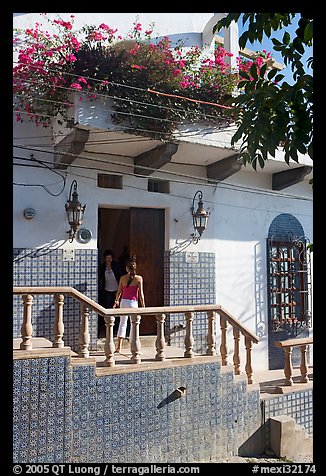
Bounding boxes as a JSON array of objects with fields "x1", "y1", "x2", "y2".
[{"x1": 13, "y1": 343, "x2": 313, "y2": 464}]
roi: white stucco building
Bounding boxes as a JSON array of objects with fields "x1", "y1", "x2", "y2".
[{"x1": 13, "y1": 12, "x2": 313, "y2": 371}]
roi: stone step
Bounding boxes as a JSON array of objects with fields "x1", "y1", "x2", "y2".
[{"x1": 269, "y1": 415, "x2": 313, "y2": 459}]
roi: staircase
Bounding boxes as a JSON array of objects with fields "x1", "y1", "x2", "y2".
[{"x1": 269, "y1": 415, "x2": 313, "y2": 459}]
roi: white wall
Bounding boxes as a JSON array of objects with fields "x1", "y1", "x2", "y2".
[
  {"x1": 13, "y1": 12, "x2": 216, "y2": 49},
  {"x1": 13, "y1": 138, "x2": 313, "y2": 373}
]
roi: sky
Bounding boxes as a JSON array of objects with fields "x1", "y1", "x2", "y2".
[{"x1": 237, "y1": 13, "x2": 313, "y2": 85}]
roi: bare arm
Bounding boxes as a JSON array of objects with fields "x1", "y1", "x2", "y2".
[
  {"x1": 113, "y1": 278, "x2": 123, "y2": 308},
  {"x1": 138, "y1": 276, "x2": 145, "y2": 307}
]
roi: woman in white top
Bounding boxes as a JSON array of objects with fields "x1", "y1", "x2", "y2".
[{"x1": 99, "y1": 249, "x2": 123, "y2": 337}]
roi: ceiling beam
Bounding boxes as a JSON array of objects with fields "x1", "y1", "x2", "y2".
[
  {"x1": 134, "y1": 143, "x2": 178, "y2": 176},
  {"x1": 206, "y1": 154, "x2": 242, "y2": 183},
  {"x1": 54, "y1": 128, "x2": 89, "y2": 169},
  {"x1": 272, "y1": 166, "x2": 312, "y2": 190}
]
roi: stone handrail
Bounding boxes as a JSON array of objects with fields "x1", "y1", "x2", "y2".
[
  {"x1": 13, "y1": 286, "x2": 259, "y2": 384},
  {"x1": 274, "y1": 337, "x2": 313, "y2": 387}
]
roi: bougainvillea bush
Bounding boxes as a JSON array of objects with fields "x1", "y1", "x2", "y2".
[{"x1": 13, "y1": 14, "x2": 270, "y2": 139}]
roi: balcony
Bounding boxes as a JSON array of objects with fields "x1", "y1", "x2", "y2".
[{"x1": 52, "y1": 93, "x2": 313, "y2": 188}]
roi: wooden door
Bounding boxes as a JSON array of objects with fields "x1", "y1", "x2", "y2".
[{"x1": 130, "y1": 208, "x2": 165, "y2": 334}]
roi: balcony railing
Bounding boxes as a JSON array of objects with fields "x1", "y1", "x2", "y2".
[
  {"x1": 274, "y1": 337, "x2": 313, "y2": 391},
  {"x1": 13, "y1": 286, "x2": 260, "y2": 383}
]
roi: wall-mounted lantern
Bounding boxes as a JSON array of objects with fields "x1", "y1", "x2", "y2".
[
  {"x1": 65, "y1": 180, "x2": 86, "y2": 243},
  {"x1": 191, "y1": 190, "x2": 210, "y2": 244}
]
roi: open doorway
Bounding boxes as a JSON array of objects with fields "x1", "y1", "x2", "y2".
[{"x1": 98, "y1": 207, "x2": 165, "y2": 335}]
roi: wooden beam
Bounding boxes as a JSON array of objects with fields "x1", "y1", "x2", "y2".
[
  {"x1": 206, "y1": 154, "x2": 242, "y2": 183},
  {"x1": 54, "y1": 128, "x2": 89, "y2": 169},
  {"x1": 272, "y1": 166, "x2": 312, "y2": 190},
  {"x1": 134, "y1": 143, "x2": 178, "y2": 176}
]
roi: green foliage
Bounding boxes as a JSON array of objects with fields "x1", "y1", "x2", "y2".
[{"x1": 213, "y1": 13, "x2": 313, "y2": 171}]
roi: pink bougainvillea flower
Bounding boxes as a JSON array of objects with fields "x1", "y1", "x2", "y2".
[
  {"x1": 13, "y1": 13, "x2": 270, "y2": 130},
  {"x1": 70, "y1": 83, "x2": 82, "y2": 90}
]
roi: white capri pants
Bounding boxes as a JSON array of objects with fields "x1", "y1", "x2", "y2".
[{"x1": 117, "y1": 299, "x2": 138, "y2": 338}]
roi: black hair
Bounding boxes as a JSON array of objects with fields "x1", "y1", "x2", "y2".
[
  {"x1": 126, "y1": 259, "x2": 136, "y2": 287},
  {"x1": 103, "y1": 249, "x2": 114, "y2": 258}
]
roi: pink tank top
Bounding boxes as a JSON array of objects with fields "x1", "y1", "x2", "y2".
[{"x1": 121, "y1": 285, "x2": 138, "y2": 301}]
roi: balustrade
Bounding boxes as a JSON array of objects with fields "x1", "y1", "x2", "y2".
[
  {"x1": 13, "y1": 286, "x2": 259, "y2": 384},
  {"x1": 274, "y1": 337, "x2": 313, "y2": 391}
]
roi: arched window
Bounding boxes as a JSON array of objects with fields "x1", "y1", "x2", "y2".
[{"x1": 267, "y1": 214, "x2": 312, "y2": 335}]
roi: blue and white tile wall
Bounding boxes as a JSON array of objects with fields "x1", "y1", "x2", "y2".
[
  {"x1": 262, "y1": 389, "x2": 313, "y2": 451},
  {"x1": 13, "y1": 248, "x2": 99, "y2": 352},
  {"x1": 13, "y1": 354, "x2": 263, "y2": 463},
  {"x1": 164, "y1": 251, "x2": 215, "y2": 353},
  {"x1": 13, "y1": 356, "x2": 73, "y2": 463}
]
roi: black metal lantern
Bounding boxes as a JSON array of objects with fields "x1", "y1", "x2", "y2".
[
  {"x1": 191, "y1": 190, "x2": 210, "y2": 243},
  {"x1": 65, "y1": 180, "x2": 86, "y2": 242}
]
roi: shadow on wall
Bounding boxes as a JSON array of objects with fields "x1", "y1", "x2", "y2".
[
  {"x1": 238, "y1": 420, "x2": 268, "y2": 457},
  {"x1": 157, "y1": 387, "x2": 186, "y2": 409},
  {"x1": 13, "y1": 241, "x2": 65, "y2": 262}
]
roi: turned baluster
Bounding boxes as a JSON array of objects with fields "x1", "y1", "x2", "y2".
[
  {"x1": 20, "y1": 294, "x2": 33, "y2": 350},
  {"x1": 155, "y1": 313, "x2": 166, "y2": 361},
  {"x1": 219, "y1": 315, "x2": 228, "y2": 365},
  {"x1": 300, "y1": 344, "x2": 309, "y2": 383},
  {"x1": 206, "y1": 311, "x2": 216, "y2": 355},
  {"x1": 184, "y1": 311, "x2": 194, "y2": 358},
  {"x1": 78, "y1": 304, "x2": 90, "y2": 358},
  {"x1": 53, "y1": 294, "x2": 65, "y2": 348},
  {"x1": 104, "y1": 315, "x2": 116, "y2": 367},
  {"x1": 233, "y1": 327, "x2": 241, "y2": 375},
  {"x1": 130, "y1": 314, "x2": 142, "y2": 363},
  {"x1": 244, "y1": 336, "x2": 253, "y2": 384},
  {"x1": 283, "y1": 346, "x2": 294, "y2": 386}
]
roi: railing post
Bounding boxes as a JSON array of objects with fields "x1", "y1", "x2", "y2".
[
  {"x1": 53, "y1": 294, "x2": 65, "y2": 348},
  {"x1": 244, "y1": 336, "x2": 253, "y2": 384},
  {"x1": 104, "y1": 315, "x2": 116, "y2": 367},
  {"x1": 78, "y1": 304, "x2": 90, "y2": 358},
  {"x1": 300, "y1": 344, "x2": 309, "y2": 383},
  {"x1": 130, "y1": 314, "x2": 142, "y2": 364},
  {"x1": 283, "y1": 346, "x2": 294, "y2": 386},
  {"x1": 184, "y1": 311, "x2": 194, "y2": 358},
  {"x1": 233, "y1": 327, "x2": 240, "y2": 375},
  {"x1": 20, "y1": 294, "x2": 33, "y2": 350},
  {"x1": 155, "y1": 313, "x2": 166, "y2": 361},
  {"x1": 219, "y1": 315, "x2": 228, "y2": 365},
  {"x1": 206, "y1": 311, "x2": 216, "y2": 355}
]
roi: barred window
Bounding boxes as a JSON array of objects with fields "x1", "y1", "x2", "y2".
[{"x1": 267, "y1": 237, "x2": 312, "y2": 333}]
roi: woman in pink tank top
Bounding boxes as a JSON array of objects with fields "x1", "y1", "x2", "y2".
[{"x1": 113, "y1": 258, "x2": 145, "y2": 353}]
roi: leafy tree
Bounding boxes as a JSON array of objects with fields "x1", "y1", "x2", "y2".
[{"x1": 213, "y1": 13, "x2": 313, "y2": 172}]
